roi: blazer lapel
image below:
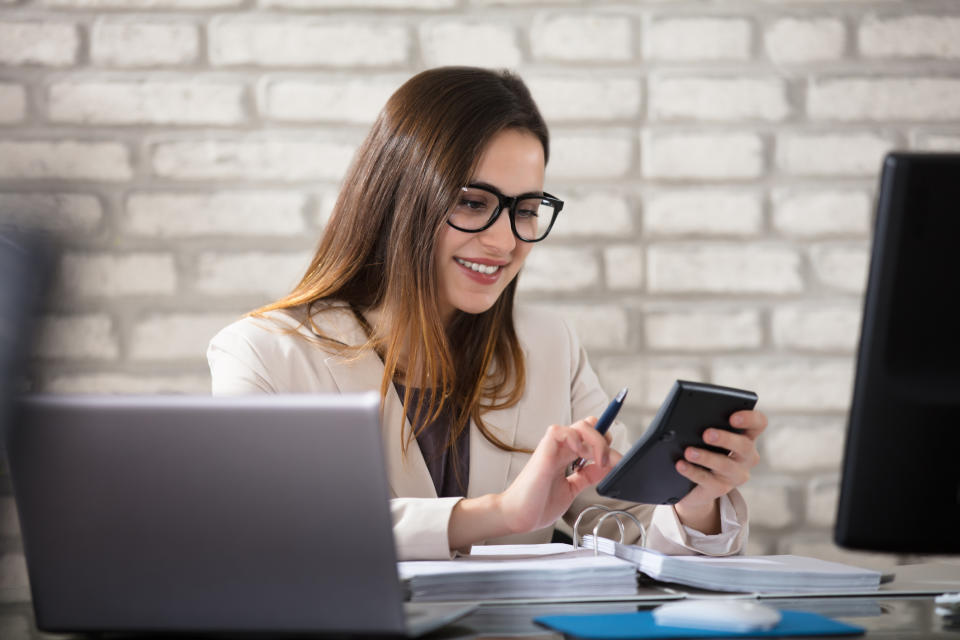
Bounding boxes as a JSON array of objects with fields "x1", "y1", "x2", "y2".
[
  {"x1": 319, "y1": 311, "x2": 437, "y2": 500},
  {"x1": 467, "y1": 401, "x2": 521, "y2": 499}
]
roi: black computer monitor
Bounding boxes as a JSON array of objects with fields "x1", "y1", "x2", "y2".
[
  {"x1": 835, "y1": 152, "x2": 960, "y2": 554},
  {"x1": 0, "y1": 229, "x2": 54, "y2": 432}
]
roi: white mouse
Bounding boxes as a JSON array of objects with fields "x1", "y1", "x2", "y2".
[{"x1": 653, "y1": 599, "x2": 782, "y2": 633}]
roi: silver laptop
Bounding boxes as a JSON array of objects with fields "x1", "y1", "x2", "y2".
[{"x1": 6, "y1": 392, "x2": 474, "y2": 636}]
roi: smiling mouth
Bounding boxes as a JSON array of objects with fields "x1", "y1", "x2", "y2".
[{"x1": 455, "y1": 257, "x2": 503, "y2": 275}]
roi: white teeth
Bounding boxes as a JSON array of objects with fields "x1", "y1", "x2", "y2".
[{"x1": 455, "y1": 258, "x2": 500, "y2": 275}]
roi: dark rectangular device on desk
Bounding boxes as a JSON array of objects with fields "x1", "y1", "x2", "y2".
[
  {"x1": 6, "y1": 393, "x2": 473, "y2": 636},
  {"x1": 836, "y1": 152, "x2": 960, "y2": 554}
]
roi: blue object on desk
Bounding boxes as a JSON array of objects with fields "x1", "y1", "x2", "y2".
[{"x1": 535, "y1": 610, "x2": 865, "y2": 638}]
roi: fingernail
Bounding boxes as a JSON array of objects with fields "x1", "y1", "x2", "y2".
[
  {"x1": 705, "y1": 430, "x2": 719, "y2": 443},
  {"x1": 688, "y1": 449, "x2": 700, "y2": 460},
  {"x1": 731, "y1": 415, "x2": 744, "y2": 427},
  {"x1": 677, "y1": 461, "x2": 687, "y2": 472}
]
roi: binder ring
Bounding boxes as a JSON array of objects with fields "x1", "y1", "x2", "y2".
[
  {"x1": 592, "y1": 511, "x2": 645, "y2": 556},
  {"x1": 572, "y1": 506, "x2": 646, "y2": 556},
  {"x1": 572, "y1": 505, "x2": 622, "y2": 550}
]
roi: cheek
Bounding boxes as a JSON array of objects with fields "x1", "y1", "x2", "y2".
[{"x1": 513, "y1": 244, "x2": 533, "y2": 270}]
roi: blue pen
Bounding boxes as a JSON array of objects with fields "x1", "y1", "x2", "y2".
[{"x1": 572, "y1": 387, "x2": 628, "y2": 471}]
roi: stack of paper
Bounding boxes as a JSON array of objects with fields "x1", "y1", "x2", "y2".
[
  {"x1": 398, "y1": 544, "x2": 638, "y2": 601},
  {"x1": 583, "y1": 536, "x2": 882, "y2": 593}
]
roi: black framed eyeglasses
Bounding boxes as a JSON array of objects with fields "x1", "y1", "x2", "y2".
[{"x1": 447, "y1": 183, "x2": 564, "y2": 243}]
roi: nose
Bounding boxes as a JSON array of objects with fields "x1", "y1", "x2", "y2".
[{"x1": 478, "y1": 206, "x2": 517, "y2": 253}]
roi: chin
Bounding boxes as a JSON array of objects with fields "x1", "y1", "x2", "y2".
[{"x1": 451, "y1": 295, "x2": 500, "y2": 316}]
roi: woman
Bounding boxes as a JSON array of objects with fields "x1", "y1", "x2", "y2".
[{"x1": 208, "y1": 67, "x2": 767, "y2": 561}]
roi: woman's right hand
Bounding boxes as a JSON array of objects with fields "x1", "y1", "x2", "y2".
[{"x1": 447, "y1": 416, "x2": 618, "y2": 551}]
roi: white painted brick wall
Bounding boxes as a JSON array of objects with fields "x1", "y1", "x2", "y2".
[
  {"x1": 738, "y1": 479, "x2": 796, "y2": 528},
  {"x1": 776, "y1": 132, "x2": 894, "y2": 177},
  {"x1": 914, "y1": 133, "x2": 960, "y2": 151},
  {"x1": 809, "y1": 244, "x2": 870, "y2": 294},
  {"x1": 421, "y1": 21, "x2": 521, "y2": 67},
  {"x1": 0, "y1": 193, "x2": 102, "y2": 233},
  {"x1": 518, "y1": 246, "x2": 600, "y2": 292},
  {"x1": 645, "y1": 309, "x2": 763, "y2": 351},
  {"x1": 648, "y1": 244, "x2": 802, "y2": 294},
  {"x1": 603, "y1": 245, "x2": 643, "y2": 290},
  {"x1": 597, "y1": 357, "x2": 704, "y2": 410},
  {"x1": 713, "y1": 358, "x2": 855, "y2": 411},
  {"x1": 91, "y1": 21, "x2": 199, "y2": 68},
  {"x1": 151, "y1": 139, "x2": 355, "y2": 181},
  {"x1": 42, "y1": 0, "x2": 241, "y2": 6},
  {"x1": 550, "y1": 191, "x2": 633, "y2": 238},
  {"x1": 49, "y1": 82, "x2": 246, "y2": 126},
  {"x1": 210, "y1": 18, "x2": 409, "y2": 67},
  {"x1": 529, "y1": 303, "x2": 629, "y2": 351},
  {"x1": 0, "y1": 22, "x2": 78, "y2": 66},
  {"x1": 649, "y1": 77, "x2": 789, "y2": 122},
  {"x1": 645, "y1": 18, "x2": 751, "y2": 61},
  {"x1": 808, "y1": 78, "x2": 960, "y2": 122},
  {"x1": 772, "y1": 305, "x2": 861, "y2": 352},
  {"x1": 549, "y1": 132, "x2": 633, "y2": 179},
  {"x1": 43, "y1": 373, "x2": 212, "y2": 394},
  {"x1": 642, "y1": 132, "x2": 764, "y2": 180},
  {"x1": 859, "y1": 15, "x2": 960, "y2": 59},
  {"x1": 60, "y1": 253, "x2": 177, "y2": 297},
  {"x1": 130, "y1": 313, "x2": 242, "y2": 360},
  {"x1": 771, "y1": 189, "x2": 871, "y2": 237},
  {"x1": 193, "y1": 251, "x2": 312, "y2": 297},
  {"x1": 0, "y1": 84, "x2": 26, "y2": 124},
  {"x1": 0, "y1": 141, "x2": 132, "y2": 181},
  {"x1": 530, "y1": 14, "x2": 633, "y2": 62},
  {"x1": 265, "y1": 0, "x2": 455, "y2": 7},
  {"x1": 263, "y1": 77, "x2": 403, "y2": 124},
  {"x1": 0, "y1": 554, "x2": 28, "y2": 602},
  {"x1": 35, "y1": 314, "x2": 119, "y2": 360},
  {"x1": 806, "y1": 475, "x2": 840, "y2": 527},
  {"x1": 126, "y1": 192, "x2": 307, "y2": 236},
  {"x1": 527, "y1": 76, "x2": 641, "y2": 122},
  {"x1": 763, "y1": 416, "x2": 847, "y2": 472},
  {"x1": 0, "y1": 615, "x2": 30, "y2": 640},
  {"x1": 765, "y1": 18, "x2": 846, "y2": 64},
  {"x1": 644, "y1": 190, "x2": 763, "y2": 236}
]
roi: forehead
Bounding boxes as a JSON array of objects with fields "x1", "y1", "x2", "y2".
[{"x1": 471, "y1": 129, "x2": 545, "y2": 194}]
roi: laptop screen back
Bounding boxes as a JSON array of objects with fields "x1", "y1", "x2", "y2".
[{"x1": 7, "y1": 392, "x2": 407, "y2": 634}]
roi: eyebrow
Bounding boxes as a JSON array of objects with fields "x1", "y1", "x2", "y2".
[{"x1": 468, "y1": 181, "x2": 544, "y2": 198}]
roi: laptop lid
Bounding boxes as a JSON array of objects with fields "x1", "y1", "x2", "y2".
[{"x1": 6, "y1": 392, "x2": 410, "y2": 635}]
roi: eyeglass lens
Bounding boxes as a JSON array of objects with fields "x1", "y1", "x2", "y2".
[{"x1": 449, "y1": 187, "x2": 556, "y2": 241}]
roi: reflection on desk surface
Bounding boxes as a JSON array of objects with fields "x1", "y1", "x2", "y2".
[{"x1": 438, "y1": 597, "x2": 960, "y2": 639}]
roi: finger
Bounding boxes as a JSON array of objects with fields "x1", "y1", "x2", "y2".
[
  {"x1": 676, "y1": 459, "x2": 731, "y2": 496},
  {"x1": 573, "y1": 420, "x2": 611, "y2": 467},
  {"x1": 730, "y1": 410, "x2": 767, "y2": 439},
  {"x1": 703, "y1": 429, "x2": 760, "y2": 466},
  {"x1": 684, "y1": 447, "x2": 749, "y2": 486},
  {"x1": 544, "y1": 424, "x2": 586, "y2": 462}
]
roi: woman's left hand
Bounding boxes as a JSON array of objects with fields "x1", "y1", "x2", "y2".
[{"x1": 673, "y1": 409, "x2": 767, "y2": 533}]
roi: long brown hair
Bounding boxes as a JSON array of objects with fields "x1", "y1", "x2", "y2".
[{"x1": 254, "y1": 67, "x2": 550, "y2": 456}]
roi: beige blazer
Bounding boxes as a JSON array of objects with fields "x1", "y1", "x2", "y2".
[{"x1": 208, "y1": 303, "x2": 748, "y2": 560}]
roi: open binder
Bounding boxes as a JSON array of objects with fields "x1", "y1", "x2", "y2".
[
  {"x1": 398, "y1": 506, "x2": 881, "y2": 602},
  {"x1": 576, "y1": 507, "x2": 881, "y2": 594}
]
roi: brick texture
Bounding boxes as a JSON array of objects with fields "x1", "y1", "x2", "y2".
[
  {"x1": 0, "y1": 84, "x2": 26, "y2": 124},
  {"x1": 2, "y1": 1, "x2": 952, "y2": 623},
  {"x1": 91, "y1": 21, "x2": 199, "y2": 68},
  {"x1": 645, "y1": 17, "x2": 751, "y2": 61}
]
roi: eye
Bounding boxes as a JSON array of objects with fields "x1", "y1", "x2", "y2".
[
  {"x1": 515, "y1": 207, "x2": 539, "y2": 219},
  {"x1": 459, "y1": 198, "x2": 488, "y2": 211}
]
